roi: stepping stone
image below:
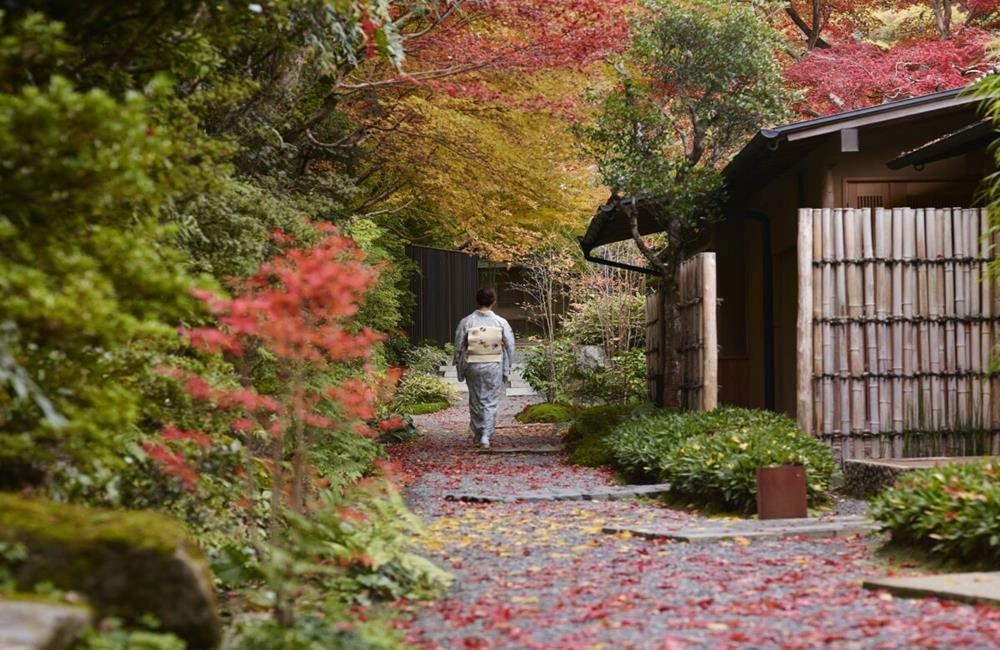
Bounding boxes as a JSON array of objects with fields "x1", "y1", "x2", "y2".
[
  {"x1": 603, "y1": 516, "x2": 878, "y2": 544},
  {"x1": 506, "y1": 387, "x2": 536, "y2": 396},
  {"x1": 444, "y1": 483, "x2": 671, "y2": 503},
  {"x1": 863, "y1": 572, "x2": 1000, "y2": 607},
  {"x1": 477, "y1": 446, "x2": 563, "y2": 454}
]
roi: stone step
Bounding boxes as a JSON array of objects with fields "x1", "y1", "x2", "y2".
[
  {"x1": 0, "y1": 599, "x2": 91, "y2": 650},
  {"x1": 602, "y1": 516, "x2": 878, "y2": 544},
  {"x1": 506, "y1": 387, "x2": 535, "y2": 396},
  {"x1": 477, "y1": 446, "x2": 563, "y2": 455},
  {"x1": 443, "y1": 483, "x2": 671, "y2": 503}
]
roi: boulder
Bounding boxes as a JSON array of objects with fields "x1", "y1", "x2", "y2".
[
  {"x1": 575, "y1": 344, "x2": 608, "y2": 370},
  {"x1": 0, "y1": 494, "x2": 221, "y2": 649},
  {"x1": 0, "y1": 597, "x2": 90, "y2": 650}
]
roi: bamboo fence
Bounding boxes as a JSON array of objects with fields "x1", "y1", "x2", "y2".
[{"x1": 798, "y1": 207, "x2": 1000, "y2": 459}]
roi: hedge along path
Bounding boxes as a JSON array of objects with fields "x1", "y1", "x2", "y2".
[{"x1": 389, "y1": 402, "x2": 1000, "y2": 649}]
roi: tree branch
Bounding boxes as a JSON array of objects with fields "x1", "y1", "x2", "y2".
[{"x1": 785, "y1": 5, "x2": 831, "y2": 49}]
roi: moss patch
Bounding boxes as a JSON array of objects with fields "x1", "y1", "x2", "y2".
[
  {"x1": 514, "y1": 403, "x2": 577, "y2": 424},
  {"x1": 405, "y1": 401, "x2": 450, "y2": 416},
  {"x1": 0, "y1": 493, "x2": 220, "y2": 649},
  {"x1": 564, "y1": 404, "x2": 635, "y2": 467}
]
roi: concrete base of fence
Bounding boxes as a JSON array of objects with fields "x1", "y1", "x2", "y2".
[{"x1": 843, "y1": 456, "x2": 997, "y2": 498}]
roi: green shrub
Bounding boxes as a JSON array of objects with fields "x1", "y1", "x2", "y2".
[
  {"x1": 521, "y1": 339, "x2": 576, "y2": 403},
  {"x1": 574, "y1": 348, "x2": 647, "y2": 405},
  {"x1": 284, "y1": 484, "x2": 452, "y2": 604},
  {"x1": 562, "y1": 293, "x2": 645, "y2": 348},
  {"x1": 870, "y1": 461, "x2": 1000, "y2": 566},
  {"x1": 515, "y1": 402, "x2": 577, "y2": 423},
  {"x1": 522, "y1": 340, "x2": 646, "y2": 405},
  {"x1": 391, "y1": 372, "x2": 456, "y2": 410},
  {"x1": 226, "y1": 612, "x2": 399, "y2": 650},
  {"x1": 403, "y1": 344, "x2": 454, "y2": 375},
  {"x1": 607, "y1": 407, "x2": 837, "y2": 513},
  {"x1": 404, "y1": 401, "x2": 450, "y2": 416},
  {"x1": 76, "y1": 619, "x2": 186, "y2": 650},
  {"x1": 311, "y1": 433, "x2": 385, "y2": 493},
  {"x1": 374, "y1": 413, "x2": 419, "y2": 443},
  {"x1": 565, "y1": 404, "x2": 637, "y2": 467}
]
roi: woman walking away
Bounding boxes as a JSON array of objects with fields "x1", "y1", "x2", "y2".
[{"x1": 454, "y1": 287, "x2": 516, "y2": 448}]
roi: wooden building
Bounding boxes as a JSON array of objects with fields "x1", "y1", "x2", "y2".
[
  {"x1": 406, "y1": 246, "x2": 566, "y2": 345},
  {"x1": 581, "y1": 88, "x2": 999, "y2": 459}
]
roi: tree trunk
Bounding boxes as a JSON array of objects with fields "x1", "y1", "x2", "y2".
[
  {"x1": 624, "y1": 203, "x2": 683, "y2": 408},
  {"x1": 931, "y1": 0, "x2": 951, "y2": 40}
]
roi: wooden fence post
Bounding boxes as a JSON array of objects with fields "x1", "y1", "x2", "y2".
[
  {"x1": 702, "y1": 253, "x2": 718, "y2": 411},
  {"x1": 797, "y1": 208, "x2": 814, "y2": 434}
]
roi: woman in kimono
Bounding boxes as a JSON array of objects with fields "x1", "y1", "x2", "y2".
[{"x1": 454, "y1": 287, "x2": 516, "y2": 448}]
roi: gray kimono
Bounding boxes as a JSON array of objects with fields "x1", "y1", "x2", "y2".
[{"x1": 454, "y1": 310, "x2": 516, "y2": 443}]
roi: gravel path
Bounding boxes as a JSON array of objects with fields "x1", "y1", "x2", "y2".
[{"x1": 389, "y1": 402, "x2": 1000, "y2": 649}]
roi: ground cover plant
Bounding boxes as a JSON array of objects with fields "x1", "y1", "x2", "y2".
[
  {"x1": 403, "y1": 401, "x2": 451, "y2": 416},
  {"x1": 607, "y1": 407, "x2": 838, "y2": 513},
  {"x1": 392, "y1": 372, "x2": 456, "y2": 412},
  {"x1": 515, "y1": 402, "x2": 578, "y2": 424},
  {"x1": 870, "y1": 460, "x2": 1000, "y2": 567}
]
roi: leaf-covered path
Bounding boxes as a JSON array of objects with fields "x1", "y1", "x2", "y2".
[{"x1": 388, "y1": 401, "x2": 1000, "y2": 649}]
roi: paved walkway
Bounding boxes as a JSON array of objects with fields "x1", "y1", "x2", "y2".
[{"x1": 388, "y1": 401, "x2": 1000, "y2": 649}]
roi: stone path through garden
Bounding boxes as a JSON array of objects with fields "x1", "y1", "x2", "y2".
[{"x1": 388, "y1": 399, "x2": 1000, "y2": 649}]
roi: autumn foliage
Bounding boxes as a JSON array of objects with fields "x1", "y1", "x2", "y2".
[
  {"x1": 786, "y1": 28, "x2": 991, "y2": 114},
  {"x1": 147, "y1": 224, "x2": 388, "y2": 513},
  {"x1": 781, "y1": 2, "x2": 997, "y2": 116}
]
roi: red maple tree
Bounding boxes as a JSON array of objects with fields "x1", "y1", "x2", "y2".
[
  {"x1": 344, "y1": 0, "x2": 631, "y2": 105},
  {"x1": 147, "y1": 223, "x2": 389, "y2": 517},
  {"x1": 785, "y1": 27, "x2": 991, "y2": 115}
]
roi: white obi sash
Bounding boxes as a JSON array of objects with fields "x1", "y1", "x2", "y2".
[{"x1": 467, "y1": 326, "x2": 503, "y2": 363}]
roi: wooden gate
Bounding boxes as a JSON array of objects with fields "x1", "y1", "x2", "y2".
[
  {"x1": 645, "y1": 290, "x2": 663, "y2": 404},
  {"x1": 797, "y1": 208, "x2": 1000, "y2": 459},
  {"x1": 646, "y1": 252, "x2": 718, "y2": 410}
]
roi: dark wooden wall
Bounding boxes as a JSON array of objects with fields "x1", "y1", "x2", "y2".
[{"x1": 407, "y1": 245, "x2": 480, "y2": 346}]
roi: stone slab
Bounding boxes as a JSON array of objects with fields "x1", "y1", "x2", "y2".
[
  {"x1": 843, "y1": 456, "x2": 997, "y2": 498},
  {"x1": 863, "y1": 572, "x2": 1000, "y2": 607},
  {"x1": 603, "y1": 516, "x2": 878, "y2": 544},
  {"x1": 477, "y1": 446, "x2": 563, "y2": 455},
  {"x1": 0, "y1": 599, "x2": 91, "y2": 650},
  {"x1": 444, "y1": 483, "x2": 671, "y2": 503},
  {"x1": 852, "y1": 456, "x2": 995, "y2": 470}
]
